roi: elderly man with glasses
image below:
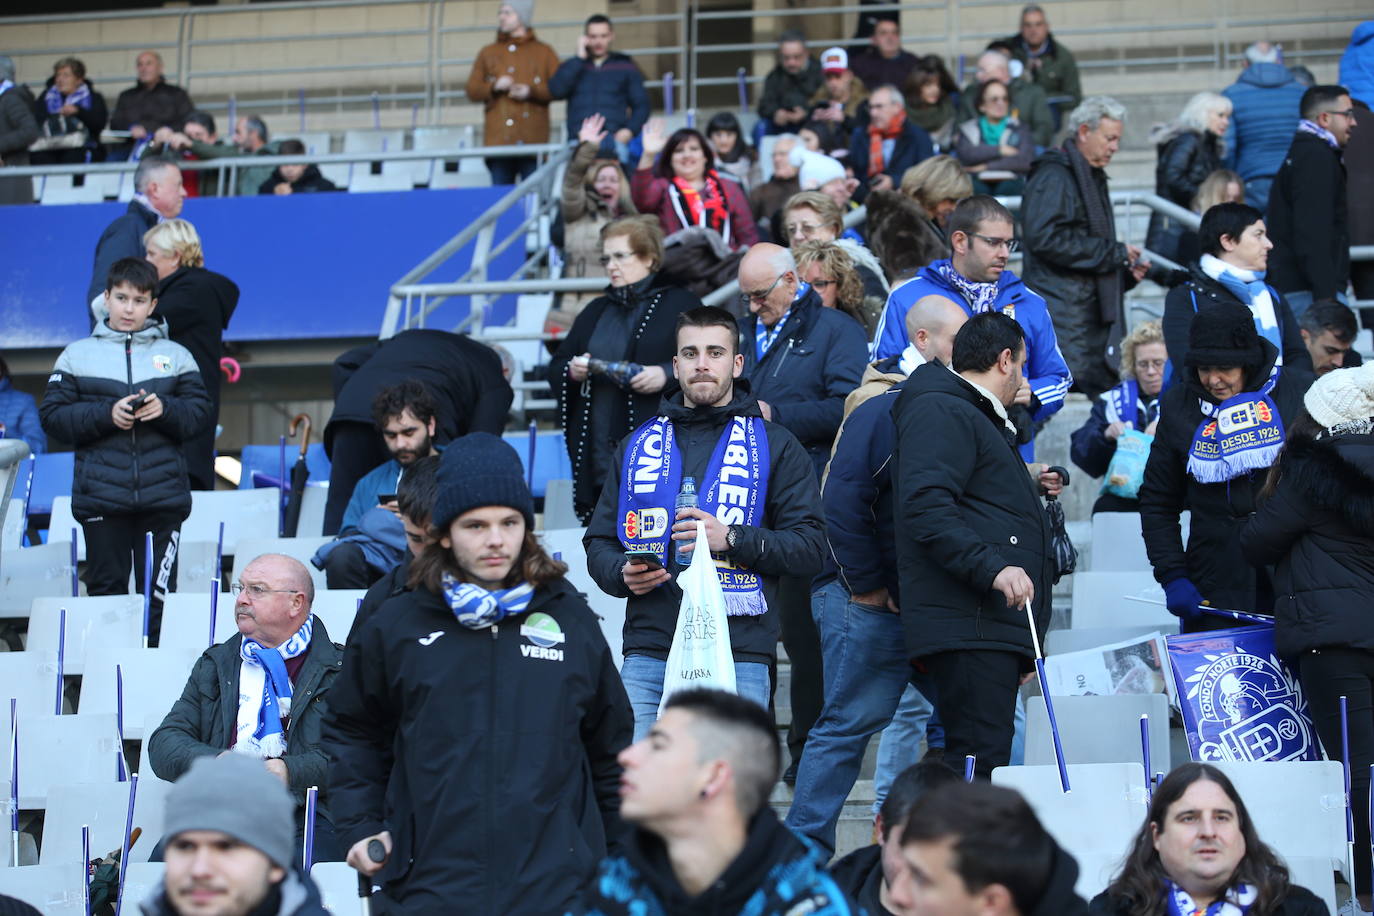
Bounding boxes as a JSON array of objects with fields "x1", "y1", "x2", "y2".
[{"x1": 148, "y1": 553, "x2": 344, "y2": 866}]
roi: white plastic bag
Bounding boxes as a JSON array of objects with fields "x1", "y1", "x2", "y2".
[{"x1": 658, "y1": 520, "x2": 737, "y2": 716}]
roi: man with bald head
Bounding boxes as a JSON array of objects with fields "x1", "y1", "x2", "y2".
[
  {"x1": 787, "y1": 295, "x2": 967, "y2": 855},
  {"x1": 957, "y1": 47, "x2": 1055, "y2": 147},
  {"x1": 109, "y1": 51, "x2": 194, "y2": 152},
  {"x1": 737, "y1": 242, "x2": 868, "y2": 779},
  {"x1": 149, "y1": 553, "x2": 344, "y2": 864}
]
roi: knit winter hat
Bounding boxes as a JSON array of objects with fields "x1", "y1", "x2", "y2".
[
  {"x1": 1304, "y1": 363, "x2": 1374, "y2": 430},
  {"x1": 501, "y1": 0, "x2": 533, "y2": 28},
  {"x1": 1185, "y1": 301, "x2": 1264, "y2": 370},
  {"x1": 163, "y1": 753, "x2": 295, "y2": 868},
  {"x1": 796, "y1": 150, "x2": 846, "y2": 190},
  {"x1": 432, "y1": 432, "x2": 535, "y2": 531}
]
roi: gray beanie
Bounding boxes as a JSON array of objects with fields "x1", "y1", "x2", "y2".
[
  {"x1": 502, "y1": 0, "x2": 534, "y2": 28},
  {"x1": 163, "y1": 754, "x2": 295, "y2": 868}
]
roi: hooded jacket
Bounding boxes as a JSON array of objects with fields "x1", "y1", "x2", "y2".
[
  {"x1": 573, "y1": 807, "x2": 861, "y2": 916},
  {"x1": 1222, "y1": 63, "x2": 1305, "y2": 184},
  {"x1": 138, "y1": 870, "x2": 328, "y2": 916},
  {"x1": 740, "y1": 286, "x2": 870, "y2": 477},
  {"x1": 550, "y1": 51, "x2": 650, "y2": 140},
  {"x1": 583, "y1": 383, "x2": 827, "y2": 665},
  {"x1": 1241, "y1": 430, "x2": 1374, "y2": 657},
  {"x1": 1342, "y1": 22, "x2": 1374, "y2": 108},
  {"x1": 892, "y1": 360, "x2": 1055, "y2": 662},
  {"x1": 325, "y1": 576, "x2": 632, "y2": 915},
  {"x1": 1266, "y1": 131, "x2": 1350, "y2": 299},
  {"x1": 39, "y1": 317, "x2": 211, "y2": 521},
  {"x1": 146, "y1": 618, "x2": 343, "y2": 820},
  {"x1": 465, "y1": 30, "x2": 559, "y2": 147},
  {"x1": 1138, "y1": 340, "x2": 1311, "y2": 620},
  {"x1": 873, "y1": 260, "x2": 1072, "y2": 430},
  {"x1": 1162, "y1": 265, "x2": 1312, "y2": 376}
]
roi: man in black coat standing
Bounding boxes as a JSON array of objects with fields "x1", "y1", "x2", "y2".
[
  {"x1": 1266, "y1": 85, "x2": 1357, "y2": 314},
  {"x1": 322, "y1": 329, "x2": 513, "y2": 535},
  {"x1": 86, "y1": 158, "x2": 185, "y2": 311},
  {"x1": 892, "y1": 312, "x2": 1054, "y2": 778},
  {"x1": 1140, "y1": 302, "x2": 1311, "y2": 630}
]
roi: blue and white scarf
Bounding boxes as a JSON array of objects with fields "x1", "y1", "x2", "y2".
[
  {"x1": 0, "y1": 81, "x2": 12, "y2": 97},
  {"x1": 1187, "y1": 366, "x2": 1285, "y2": 484},
  {"x1": 753, "y1": 282, "x2": 811, "y2": 360},
  {"x1": 441, "y1": 574, "x2": 534, "y2": 629},
  {"x1": 1164, "y1": 880, "x2": 1255, "y2": 916},
  {"x1": 617, "y1": 414, "x2": 771, "y2": 616},
  {"x1": 933, "y1": 259, "x2": 1000, "y2": 314},
  {"x1": 1296, "y1": 118, "x2": 1339, "y2": 150},
  {"x1": 1105, "y1": 379, "x2": 1147, "y2": 427},
  {"x1": 43, "y1": 81, "x2": 91, "y2": 115},
  {"x1": 1199, "y1": 255, "x2": 1282, "y2": 363},
  {"x1": 235, "y1": 616, "x2": 314, "y2": 759}
]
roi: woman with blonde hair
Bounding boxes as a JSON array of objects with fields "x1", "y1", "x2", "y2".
[
  {"x1": 143, "y1": 218, "x2": 239, "y2": 490},
  {"x1": 866, "y1": 154, "x2": 973, "y2": 283},
  {"x1": 793, "y1": 240, "x2": 869, "y2": 333},
  {"x1": 779, "y1": 190, "x2": 888, "y2": 336},
  {"x1": 1146, "y1": 91, "x2": 1232, "y2": 262}
]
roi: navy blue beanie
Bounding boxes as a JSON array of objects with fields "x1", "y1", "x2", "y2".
[{"x1": 432, "y1": 432, "x2": 535, "y2": 530}]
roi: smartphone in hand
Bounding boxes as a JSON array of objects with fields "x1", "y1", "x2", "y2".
[{"x1": 623, "y1": 550, "x2": 663, "y2": 571}]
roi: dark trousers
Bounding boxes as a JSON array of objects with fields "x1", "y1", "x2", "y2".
[
  {"x1": 778, "y1": 574, "x2": 824, "y2": 763},
  {"x1": 81, "y1": 510, "x2": 182, "y2": 646},
  {"x1": 486, "y1": 155, "x2": 537, "y2": 185},
  {"x1": 923, "y1": 649, "x2": 1023, "y2": 779},
  {"x1": 323, "y1": 422, "x2": 389, "y2": 536},
  {"x1": 1301, "y1": 647, "x2": 1374, "y2": 895},
  {"x1": 323, "y1": 542, "x2": 384, "y2": 590}
]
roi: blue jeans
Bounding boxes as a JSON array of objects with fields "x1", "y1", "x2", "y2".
[
  {"x1": 785, "y1": 581, "x2": 936, "y2": 854},
  {"x1": 620, "y1": 653, "x2": 771, "y2": 741},
  {"x1": 872, "y1": 683, "x2": 936, "y2": 815}
]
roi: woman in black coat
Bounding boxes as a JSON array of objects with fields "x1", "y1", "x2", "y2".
[
  {"x1": 31, "y1": 57, "x2": 108, "y2": 166},
  {"x1": 143, "y1": 219, "x2": 239, "y2": 491},
  {"x1": 1241, "y1": 363, "x2": 1374, "y2": 907},
  {"x1": 1145, "y1": 91, "x2": 1230, "y2": 263},
  {"x1": 549, "y1": 216, "x2": 700, "y2": 522}
]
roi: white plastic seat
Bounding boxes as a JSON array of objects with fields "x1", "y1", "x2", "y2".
[
  {"x1": 78, "y1": 648, "x2": 202, "y2": 738},
  {"x1": 230, "y1": 536, "x2": 332, "y2": 591},
  {"x1": 181, "y1": 488, "x2": 281, "y2": 548},
  {"x1": 27, "y1": 595, "x2": 144, "y2": 674},
  {"x1": 1025, "y1": 693, "x2": 1172, "y2": 770},
  {"x1": 1046, "y1": 625, "x2": 1174, "y2": 656},
  {"x1": 1211, "y1": 760, "x2": 1347, "y2": 875},
  {"x1": 347, "y1": 171, "x2": 414, "y2": 193},
  {"x1": 311, "y1": 861, "x2": 363, "y2": 915},
  {"x1": 158, "y1": 591, "x2": 231, "y2": 650},
  {"x1": 411, "y1": 125, "x2": 467, "y2": 186},
  {"x1": 0, "y1": 650, "x2": 61, "y2": 720},
  {"x1": 343, "y1": 128, "x2": 408, "y2": 180},
  {"x1": 10, "y1": 713, "x2": 125, "y2": 808},
  {"x1": 123, "y1": 861, "x2": 168, "y2": 907},
  {"x1": 40, "y1": 779, "x2": 172, "y2": 865},
  {"x1": 1070, "y1": 571, "x2": 1170, "y2": 630},
  {"x1": 41, "y1": 184, "x2": 105, "y2": 205},
  {"x1": 1283, "y1": 855, "x2": 1339, "y2": 916},
  {"x1": 0, "y1": 542, "x2": 77, "y2": 615},
  {"x1": 992, "y1": 763, "x2": 1148, "y2": 901},
  {"x1": 310, "y1": 590, "x2": 366, "y2": 642},
  {"x1": 0, "y1": 863, "x2": 87, "y2": 911},
  {"x1": 1090, "y1": 511, "x2": 1191, "y2": 571},
  {"x1": 49, "y1": 495, "x2": 83, "y2": 559},
  {"x1": 3, "y1": 497, "x2": 24, "y2": 548},
  {"x1": 540, "y1": 527, "x2": 623, "y2": 666},
  {"x1": 297, "y1": 485, "x2": 329, "y2": 538},
  {"x1": 430, "y1": 167, "x2": 492, "y2": 189}
]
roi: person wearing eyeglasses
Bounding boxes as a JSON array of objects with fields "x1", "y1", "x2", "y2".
[
  {"x1": 1069, "y1": 320, "x2": 1167, "y2": 513},
  {"x1": 549, "y1": 216, "x2": 702, "y2": 524},
  {"x1": 872, "y1": 195, "x2": 1072, "y2": 463},
  {"x1": 148, "y1": 553, "x2": 345, "y2": 867},
  {"x1": 1266, "y1": 84, "x2": 1357, "y2": 315}
]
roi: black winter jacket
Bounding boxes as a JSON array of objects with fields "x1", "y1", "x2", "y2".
[
  {"x1": 257, "y1": 164, "x2": 340, "y2": 195},
  {"x1": 349, "y1": 553, "x2": 410, "y2": 645},
  {"x1": 1139, "y1": 341, "x2": 1311, "y2": 621},
  {"x1": 40, "y1": 317, "x2": 211, "y2": 520},
  {"x1": 87, "y1": 200, "x2": 160, "y2": 307},
  {"x1": 325, "y1": 329, "x2": 513, "y2": 454},
  {"x1": 757, "y1": 59, "x2": 824, "y2": 122},
  {"x1": 892, "y1": 361, "x2": 1054, "y2": 662},
  {"x1": 549, "y1": 276, "x2": 699, "y2": 520},
  {"x1": 109, "y1": 77, "x2": 194, "y2": 134},
  {"x1": 740, "y1": 288, "x2": 870, "y2": 478},
  {"x1": 1267, "y1": 131, "x2": 1350, "y2": 299},
  {"x1": 1241, "y1": 431, "x2": 1374, "y2": 657},
  {"x1": 549, "y1": 51, "x2": 650, "y2": 139},
  {"x1": 33, "y1": 77, "x2": 109, "y2": 149},
  {"x1": 146, "y1": 618, "x2": 343, "y2": 819},
  {"x1": 573, "y1": 807, "x2": 861, "y2": 916},
  {"x1": 583, "y1": 384, "x2": 827, "y2": 665},
  {"x1": 1089, "y1": 883, "x2": 1325, "y2": 916},
  {"x1": 1146, "y1": 129, "x2": 1222, "y2": 260},
  {"x1": 324, "y1": 577, "x2": 632, "y2": 916},
  {"x1": 1069, "y1": 387, "x2": 1160, "y2": 514},
  {"x1": 1162, "y1": 265, "x2": 1312, "y2": 376}
]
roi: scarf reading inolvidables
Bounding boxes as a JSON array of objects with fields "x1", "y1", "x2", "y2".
[
  {"x1": 867, "y1": 109, "x2": 908, "y2": 178},
  {"x1": 235, "y1": 616, "x2": 313, "y2": 759},
  {"x1": 617, "y1": 414, "x2": 771, "y2": 616},
  {"x1": 1164, "y1": 881, "x2": 1255, "y2": 916},
  {"x1": 1187, "y1": 367, "x2": 1285, "y2": 484},
  {"x1": 441, "y1": 575, "x2": 534, "y2": 629},
  {"x1": 670, "y1": 172, "x2": 731, "y2": 238}
]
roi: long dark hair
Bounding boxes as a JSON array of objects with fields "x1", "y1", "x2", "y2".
[
  {"x1": 408, "y1": 527, "x2": 567, "y2": 595},
  {"x1": 655, "y1": 127, "x2": 715, "y2": 180},
  {"x1": 1105, "y1": 763, "x2": 1291, "y2": 916},
  {"x1": 1259, "y1": 408, "x2": 1322, "y2": 501}
]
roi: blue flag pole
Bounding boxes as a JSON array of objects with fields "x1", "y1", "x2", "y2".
[
  {"x1": 736, "y1": 68, "x2": 748, "y2": 112},
  {"x1": 526, "y1": 421, "x2": 537, "y2": 492},
  {"x1": 963, "y1": 755, "x2": 975, "y2": 782},
  {"x1": 70, "y1": 531, "x2": 79, "y2": 597},
  {"x1": 116, "y1": 665, "x2": 126, "y2": 782},
  {"x1": 9, "y1": 697, "x2": 17, "y2": 867},
  {"x1": 1140, "y1": 714, "x2": 1152, "y2": 803},
  {"x1": 1026, "y1": 601, "x2": 1070, "y2": 792},
  {"x1": 56, "y1": 609, "x2": 66, "y2": 715},
  {"x1": 209, "y1": 578, "x2": 220, "y2": 648},
  {"x1": 82, "y1": 823, "x2": 91, "y2": 916},
  {"x1": 1343, "y1": 696, "x2": 1355, "y2": 886},
  {"x1": 663, "y1": 72, "x2": 674, "y2": 116},
  {"x1": 113, "y1": 772, "x2": 138, "y2": 916},
  {"x1": 216, "y1": 522, "x2": 225, "y2": 582},
  {"x1": 303, "y1": 785, "x2": 318, "y2": 872},
  {"x1": 141, "y1": 532, "x2": 153, "y2": 648}
]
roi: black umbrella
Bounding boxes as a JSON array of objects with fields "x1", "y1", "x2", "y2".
[{"x1": 282, "y1": 413, "x2": 313, "y2": 538}]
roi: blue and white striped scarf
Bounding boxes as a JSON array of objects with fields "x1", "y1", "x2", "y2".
[
  {"x1": 1296, "y1": 118, "x2": 1339, "y2": 150},
  {"x1": 1165, "y1": 880, "x2": 1254, "y2": 916},
  {"x1": 43, "y1": 81, "x2": 91, "y2": 115},
  {"x1": 235, "y1": 615, "x2": 314, "y2": 759},
  {"x1": 441, "y1": 574, "x2": 534, "y2": 629}
]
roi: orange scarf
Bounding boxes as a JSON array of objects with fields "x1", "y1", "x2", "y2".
[{"x1": 866, "y1": 110, "x2": 907, "y2": 178}]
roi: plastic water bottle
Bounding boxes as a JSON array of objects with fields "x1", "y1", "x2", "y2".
[{"x1": 675, "y1": 477, "x2": 698, "y2": 566}]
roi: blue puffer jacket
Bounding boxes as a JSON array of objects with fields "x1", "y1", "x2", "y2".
[
  {"x1": 549, "y1": 52, "x2": 650, "y2": 141},
  {"x1": 1222, "y1": 63, "x2": 1305, "y2": 185},
  {"x1": 0, "y1": 377, "x2": 46, "y2": 455},
  {"x1": 1341, "y1": 21, "x2": 1374, "y2": 108}
]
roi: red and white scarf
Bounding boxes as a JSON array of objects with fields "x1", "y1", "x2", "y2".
[{"x1": 670, "y1": 171, "x2": 731, "y2": 239}]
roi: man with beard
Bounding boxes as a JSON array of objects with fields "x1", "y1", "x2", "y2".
[{"x1": 313, "y1": 381, "x2": 441, "y2": 590}]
